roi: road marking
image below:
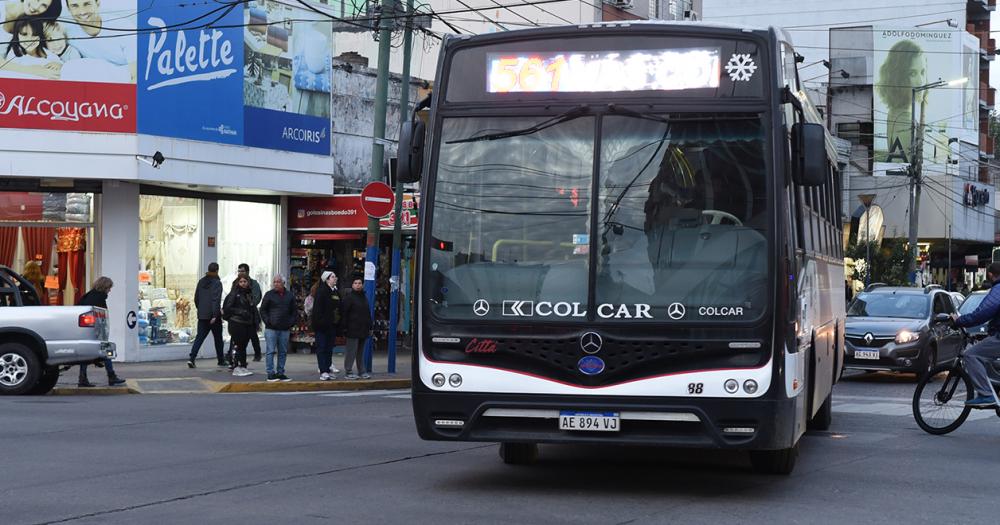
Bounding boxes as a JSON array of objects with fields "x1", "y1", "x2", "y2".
[
  {"x1": 834, "y1": 399, "x2": 995, "y2": 421},
  {"x1": 318, "y1": 389, "x2": 407, "y2": 398}
]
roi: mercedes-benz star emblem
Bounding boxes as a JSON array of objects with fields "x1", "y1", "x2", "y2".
[
  {"x1": 667, "y1": 302, "x2": 686, "y2": 320},
  {"x1": 473, "y1": 299, "x2": 490, "y2": 317},
  {"x1": 580, "y1": 332, "x2": 603, "y2": 354},
  {"x1": 863, "y1": 332, "x2": 874, "y2": 345}
]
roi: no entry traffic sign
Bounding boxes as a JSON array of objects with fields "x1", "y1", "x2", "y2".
[{"x1": 361, "y1": 181, "x2": 395, "y2": 218}]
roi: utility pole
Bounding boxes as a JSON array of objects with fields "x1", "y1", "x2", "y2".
[
  {"x1": 364, "y1": 0, "x2": 396, "y2": 373},
  {"x1": 386, "y1": 0, "x2": 414, "y2": 375},
  {"x1": 906, "y1": 86, "x2": 922, "y2": 285},
  {"x1": 905, "y1": 77, "x2": 968, "y2": 285}
]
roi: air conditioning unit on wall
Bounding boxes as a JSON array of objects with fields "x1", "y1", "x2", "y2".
[{"x1": 607, "y1": 0, "x2": 634, "y2": 10}]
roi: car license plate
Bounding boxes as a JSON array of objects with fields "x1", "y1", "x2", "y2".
[
  {"x1": 854, "y1": 350, "x2": 879, "y2": 360},
  {"x1": 559, "y1": 411, "x2": 620, "y2": 432}
]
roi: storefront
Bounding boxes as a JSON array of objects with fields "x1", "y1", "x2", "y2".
[
  {"x1": 0, "y1": 191, "x2": 97, "y2": 306},
  {"x1": 287, "y1": 194, "x2": 418, "y2": 351},
  {"x1": 135, "y1": 195, "x2": 281, "y2": 352}
]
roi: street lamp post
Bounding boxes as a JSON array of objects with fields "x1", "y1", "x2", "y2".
[
  {"x1": 859, "y1": 194, "x2": 876, "y2": 286},
  {"x1": 905, "y1": 77, "x2": 968, "y2": 284}
]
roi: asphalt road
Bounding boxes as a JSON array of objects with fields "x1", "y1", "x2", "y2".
[{"x1": 3, "y1": 371, "x2": 996, "y2": 525}]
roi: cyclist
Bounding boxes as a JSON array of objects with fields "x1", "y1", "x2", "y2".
[{"x1": 951, "y1": 262, "x2": 1000, "y2": 407}]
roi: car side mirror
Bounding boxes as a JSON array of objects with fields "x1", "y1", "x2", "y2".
[
  {"x1": 933, "y1": 313, "x2": 951, "y2": 324},
  {"x1": 791, "y1": 122, "x2": 827, "y2": 186}
]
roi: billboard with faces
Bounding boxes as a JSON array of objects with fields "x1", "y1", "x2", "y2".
[{"x1": 0, "y1": 0, "x2": 137, "y2": 132}]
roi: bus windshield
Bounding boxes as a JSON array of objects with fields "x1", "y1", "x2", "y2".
[{"x1": 427, "y1": 113, "x2": 769, "y2": 322}]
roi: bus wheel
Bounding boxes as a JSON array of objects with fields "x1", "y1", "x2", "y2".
[
  {"x1": 807, "y1": 393, "x2": 832, "y2": 431},
  {"x1": 749, "y1": 444, "x2": 798, "y2": 475},
  {"x1": 499, "y1": 442, "x2": 538, "y2": 465}
]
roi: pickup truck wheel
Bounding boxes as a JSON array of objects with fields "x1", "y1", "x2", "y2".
[
  {"x1": 27, "y1": 367, "x2": 59, "y2": 395},
  {"x1": 0, "y1": 342, "x2": 41, "y2": 396}
]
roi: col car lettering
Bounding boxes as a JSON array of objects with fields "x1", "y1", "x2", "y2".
[
  {"x1": 501, "y1": 300, "x2": 652, "y2": 319},
  {"x1": 144, "y1": 17, "x2": 237, "y2": 90},
  {"x1": 698, "y1": 306, "x2": 745, "y2": 316}
]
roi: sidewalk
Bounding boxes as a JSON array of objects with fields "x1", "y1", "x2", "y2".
[{"x1": 55, "y1": 350, "x2": 412, "y2": 395}]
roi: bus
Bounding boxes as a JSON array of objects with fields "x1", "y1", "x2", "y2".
[{"x1": 397, "y1": 21, "x2": 845, "y2": 474}]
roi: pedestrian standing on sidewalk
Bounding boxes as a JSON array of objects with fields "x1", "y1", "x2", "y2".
[
  {"x1": 238, "y1": 263, "x2": 264, "y2": 362},
  {"x1": 259, "y1": 274, "x2": 296, "y2": 382},
  {"x1": 76, "y1": 276, "x2": 126, "y2": 387},
  {"x1": 188, "y1": 262, "x2": 226, "y2": 368},
  {"x1": 311, "y1": 270, "x2": 342, "y2": 380},
  {"x1": 342, "y1": 275, "x2": 373, "y2": 380},
  {"x1": 223, "y1": 276, "x2": 257, "y2": 377}
]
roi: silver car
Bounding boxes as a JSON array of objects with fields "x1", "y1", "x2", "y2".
[{"x1": 0, "y1": 266, "x2": 113, "y2": 395}]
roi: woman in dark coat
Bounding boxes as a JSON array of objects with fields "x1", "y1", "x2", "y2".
[
  {"x1": 77, "y1": 276, "x2": 125, "y2": 387},
  {"x1": 223, "y1": 276, "x2": 258, "y2": 377},
  {"x1": 341, "y1": 275, "x2": 373, "y2": 379},
  {"x1": 310, "y1": 270, "x2": 342, "y2": 380}
]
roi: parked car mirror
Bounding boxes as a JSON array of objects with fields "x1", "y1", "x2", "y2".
[{"x1": 932, "y1": 313, "x2": 951, "y2": 324}]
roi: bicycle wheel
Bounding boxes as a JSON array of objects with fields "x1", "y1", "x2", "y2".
[{"x1": 912, "y1": 363, "x2": 973, "y2": 435}]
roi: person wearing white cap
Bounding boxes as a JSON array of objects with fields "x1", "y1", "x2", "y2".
[{"x1": 310, "y1": 269, "x2": 342, "y2": 380}]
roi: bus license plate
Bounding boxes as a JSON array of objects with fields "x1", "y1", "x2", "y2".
[
  {"x1": 559, "y1": 411, "x2": 620, "y2": 432},
  {"x1": 854, "y1": 350, "x2": 879, "y2": 360}
]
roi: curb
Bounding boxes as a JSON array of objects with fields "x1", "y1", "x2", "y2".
[{"x1": 219, "y1": 378, "x2": 411, "y2": 393}]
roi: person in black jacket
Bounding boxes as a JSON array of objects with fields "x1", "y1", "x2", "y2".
[
  {"x1": 223, "y1": 276, "x2": 258, "y2": 377},
  {"x1": 259, "y1": 274, "x2": 296, "y2": 382},
  {"x1": 188, "y1": 262, "x2": 226, "y2": 368},
  {"x1": 311, "y1": 270, "x2": 342, "y2": 380},
  {"x1": 342, "y1": 275, "x2": 373, "y2": 380},
  {"x1": 77, "y1": 276, "x2": 126, "y2": 387}
]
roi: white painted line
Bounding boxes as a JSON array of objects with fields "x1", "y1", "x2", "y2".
[{"x1": 319, "y1": 389, "x2": 407, "y2": 398}]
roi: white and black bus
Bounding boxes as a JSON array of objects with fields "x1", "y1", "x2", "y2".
[{"x1": 397, "y1": 22, "x2": 845, "y2": 474}]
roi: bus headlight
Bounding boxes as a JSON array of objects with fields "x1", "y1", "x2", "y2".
[
  {"x1": 724, "y1": 379, "x2": 739, "y2": 394},
  {"x1": 743, "y1": 379, "x2": 758, "y2": 394},
  {"x1": 895, "y1": 330, "x2": 919, "y2": 344},
  {"x1": 449, "y1": 374, "x2": 463, "y2": 387},
  {"x1": 432, "y1": 373, "x2": 446, "y2": 387}
]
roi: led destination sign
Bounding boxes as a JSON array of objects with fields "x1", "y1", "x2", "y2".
[{"x1": 486, "y1": 48, "x2": 721, "y2": 93}]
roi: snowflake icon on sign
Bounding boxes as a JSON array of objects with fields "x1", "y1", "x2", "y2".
[{"x1": 725, "y1": 53, "x2": 757, "y2": 82}]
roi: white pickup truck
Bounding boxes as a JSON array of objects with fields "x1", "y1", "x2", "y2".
[{"x1": 0, "y1": 266, "x2": 114, "y2": 395}]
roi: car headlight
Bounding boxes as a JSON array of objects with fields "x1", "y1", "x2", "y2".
[{"x1": 895, "y1": 330, "x2": 919, "y2": 344}]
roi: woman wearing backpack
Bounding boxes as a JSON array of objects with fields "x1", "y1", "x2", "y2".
[
  {"x1": 223, "y1": 275, "x2": 258, "y2": 377},
  {"x1": 311, "y1": 270, "x2": 342, "y2": 380}
]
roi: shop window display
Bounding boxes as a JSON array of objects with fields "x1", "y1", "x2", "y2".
[
  {"x1": 137, "y1": 196, "x2": 201, "y2": 346},
  {"x1": 0, "y1": 192, "x2": 94, "y2": 305}
]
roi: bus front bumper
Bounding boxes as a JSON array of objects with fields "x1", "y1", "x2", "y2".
[{"x1": 413, "y1": 391, "x2": 798, "y2": 450}]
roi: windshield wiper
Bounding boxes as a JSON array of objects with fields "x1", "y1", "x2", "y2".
[{"x1": 445, "y1": 105, "x2": 590, "y2": 144}]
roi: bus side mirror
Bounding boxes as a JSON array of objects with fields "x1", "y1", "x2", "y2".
[
  {"x1": 792, "y1": 122, "x2": 827, "y2": 187},
  {"x1": 398, "y1": 119, "x2": 425, "y2": 184}
]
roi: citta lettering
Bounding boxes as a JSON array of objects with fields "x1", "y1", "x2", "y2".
[
  {"x1": 0, "y1": 93, "x2": 125, "y2": 122},
  {"x1": 144, "y1": 17, "x2": 237, "y2": 90}
]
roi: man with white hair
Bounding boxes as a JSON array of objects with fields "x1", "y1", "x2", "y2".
[{"x1": 258, "y1": 273, "x2": 297, "y2": 382}]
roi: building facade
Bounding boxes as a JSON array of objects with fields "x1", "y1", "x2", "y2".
[
  {"x1": 0, "y1": 0, "x2": 343, "y2": 361},
  {"x1": 702, "y1": 0, "x2": 996, "y2": 287}
]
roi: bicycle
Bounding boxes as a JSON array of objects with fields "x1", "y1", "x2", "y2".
[{"x1": 912, "y1": 337, "x2": 1000, "y2": 435}]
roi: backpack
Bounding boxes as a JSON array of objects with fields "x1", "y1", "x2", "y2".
[{"x1": 303, "y1": 294, "x2": 315, "y2": 317}]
